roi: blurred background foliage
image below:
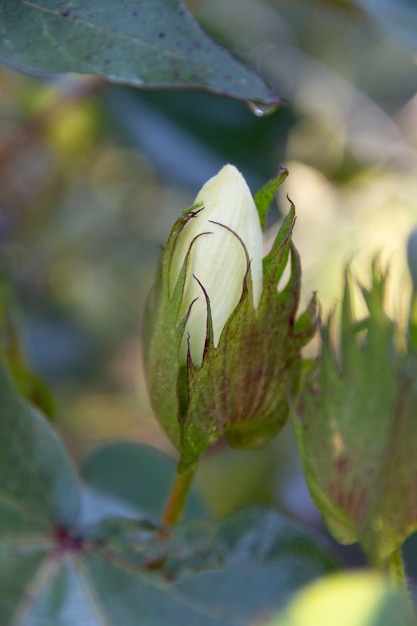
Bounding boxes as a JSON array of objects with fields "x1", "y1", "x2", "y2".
[{"x1": 1, "y1": 0, "x2": 417, "y2": 572}]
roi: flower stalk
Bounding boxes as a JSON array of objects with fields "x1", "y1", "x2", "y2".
[{"x1": 159, "y1": 465, "x2": 197, "y2": 533}]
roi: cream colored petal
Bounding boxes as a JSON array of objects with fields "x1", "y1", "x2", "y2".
[{"x1": 171, "y1": 164, "x2": 263, "y2": 366}]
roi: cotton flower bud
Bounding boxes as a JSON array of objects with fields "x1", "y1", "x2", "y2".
[
  {"x1": 170, "y1": 165, "x2": 263, "y2": 366},
  {"x1": 144, "y1": 165, "x2": 317, "y2": 470}
]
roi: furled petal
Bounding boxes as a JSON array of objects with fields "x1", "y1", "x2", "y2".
[{"x1": 170, "y1": 164, "x2": 263, "y2": 366}]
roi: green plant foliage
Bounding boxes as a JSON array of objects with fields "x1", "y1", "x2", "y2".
[
  {"x1": 0, "y1": 0, "x2": 281, "y2": 104},
  {"x1": 82, "y1": 442, "x2": 207, "y2": 522},
  {"x1": 0, "y1": 361, "x2": 79, "y2": 533},
  {"x1": 254, "y1": 168, "x2": 289, "y2": 230},
  {"x1": 172, "y1": 509, "x2": 337, "y2": 623},
  {"x1": 296, "y1": 263, "x2": 417, "y2": 567},
  {"x1": 0, "y1": 362, "x2": 80, "y2": 623},
  {"x1": 266, "y1": 571, "x2": 414, "y2": 626},
  {"x1": 82, "y1": 508, "x2": 336, "y2": 625},
  {"x1": 0, "y1": 362, "x2": 335, "y2": 625}
]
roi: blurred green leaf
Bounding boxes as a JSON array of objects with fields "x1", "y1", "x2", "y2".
[
  {"x1": 0, "y1": 361, "x2": 80, "y2": 623},
  {"x1": 0, "y1": 360, "x2": 335, "y2": 625},
  {"x1": 82, "y1": 442, "x2": 207, "y2": 523},
  {"x1": 0, "y1": 363, "x2": 78, "y2": 534},
  {"x1": 266, "y1": 572, "x2": 414, "y2": 626},
  {"x1": 107, "y1": 89, "x2": 293, "y2": 189},
  {"x1": 83, "y1": 507, "x2": 336, "y2": 624},
  {"x1": 0, "y1": 0, "x2": 281, "y2": 104},
  {"x1": 173, "y1": 508, "x2": 337, "y2": 623}
]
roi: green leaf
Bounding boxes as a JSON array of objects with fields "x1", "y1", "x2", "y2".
[
  {"x1": 0, "y1": 362, "x2": 80, "y2": 624},
  {"x1": 0, "y1": 362, "x2": 335, "y2": 624},
  {"x1": 0, "y1": 364, "x2": 79, "y2": 533},
  {"x1": 81, "y1": 508, "x2": 335, "y2": 625},
  {"x1": 266, "y1": 572, "x2": 414, "y2": 626},
  {"x1": 81, "y1": 442, "x2": 207, "y2": 523},
  {"x1": 0, "y1": 0, "x2": 281, "y2": 105},
  {"x1": 172, "y1": 509, "x2": 337, "y2": 623}
]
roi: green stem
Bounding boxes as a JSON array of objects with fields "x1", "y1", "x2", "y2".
[
  {"x1": 159, "y1": 464, "x2": 197, "y2": 534},
  {"x1": 388, "y1": 547, "x2": 408, "y2": 596}
]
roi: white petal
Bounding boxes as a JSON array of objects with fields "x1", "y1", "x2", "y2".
[{"x1": 171, "y1": 164, "x2": 263, "y2": 366}]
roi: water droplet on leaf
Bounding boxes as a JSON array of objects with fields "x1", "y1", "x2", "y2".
[{"x1": 247, "y1": 101, "x2": 279, "y2": 117}]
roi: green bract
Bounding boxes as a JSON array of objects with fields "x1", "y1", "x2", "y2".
[
  {"x1": 297, "y1": 263, "x2": 417, "y2": 568},
  {"x1": 144, "y1": 165, "x2": 317, "y2": 471}
]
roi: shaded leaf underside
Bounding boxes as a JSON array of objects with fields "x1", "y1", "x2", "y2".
[
  {"x1": 0, "y1": 0, "x2": 281, "y2": 104},
  {"x1": 2, "y1": 508, "x2": 335, "y2": 626}
]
